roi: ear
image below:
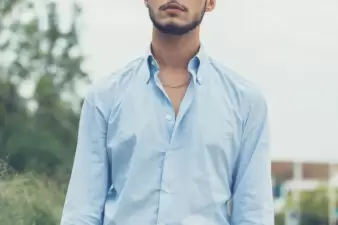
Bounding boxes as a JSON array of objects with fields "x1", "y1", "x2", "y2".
[
  {"x1": 205, "y1": 0, "x2": 216, "y2": 12},
  {"x1": 144, "y1": 0, "x2": 149, "y2": 7}
]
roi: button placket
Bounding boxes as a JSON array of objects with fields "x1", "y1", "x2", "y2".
[
  {"x1": 161, "y1": 152, "x2": 171, "y2": 194},
  {"x1": 164, "y1": 109, "x2": 175, "y2": 142},
  {"x1": 158, "y1": 151, "x2": 173, "y2": 224}
]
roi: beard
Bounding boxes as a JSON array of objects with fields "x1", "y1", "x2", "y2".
[{"x1": 148, "y1": 2, "x2": 206, "y2": 36}]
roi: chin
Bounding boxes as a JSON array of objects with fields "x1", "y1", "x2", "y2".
[
  {"x1": 157, "y1": 26, "x2": 191, "y2": 36},
  {"x1": 160, "y1": 18, "x2": 186, "y2": 26},
  {"x1": 162, "y1": 22, "x2": 184, "y2": 29},
  {"x1": 151, "y1": 15, "x2": 195, "y2": 35}
]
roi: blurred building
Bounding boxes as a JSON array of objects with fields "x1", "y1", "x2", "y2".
[{"x1": 272, "y1": 160, "x2": 338, "y2": 181}]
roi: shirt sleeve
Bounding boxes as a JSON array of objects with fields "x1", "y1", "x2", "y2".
[
  {"x1": 60, "y1": 94, "x2": 110, "y2": 225},
  {"x1": 230, "y1": 93, "x2": 274, "y2": 225}
]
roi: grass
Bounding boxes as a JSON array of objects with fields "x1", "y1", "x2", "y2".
[{"x1": 0, "y1": 173, "x2": 66, "y2": 225}]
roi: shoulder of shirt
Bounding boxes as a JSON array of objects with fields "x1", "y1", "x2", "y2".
[
  {"x1": 208, "y1": 57, "x2": 268, "y2": 111},
  {"x1": 84, "y1": 56, "x2": 144, "y2": 106}
]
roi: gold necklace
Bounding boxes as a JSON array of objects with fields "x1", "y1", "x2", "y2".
[{"x1": 161, "y1": 78, "x2": 191, "y2": 89}]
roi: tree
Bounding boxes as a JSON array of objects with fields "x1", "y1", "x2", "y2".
[
  {"x1": 0, "y1": 1, "x2": 87, "y2": 223},
  {"x1": 0, "y1": 0, "x2": 88, "y2": 182}
]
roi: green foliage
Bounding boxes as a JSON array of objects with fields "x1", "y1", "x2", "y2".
[
  {"x1": 283, "y1": 186, "x2": 338, "y2": 225},
  {"x1": 0, "y1": 0, "x2": 87, "y2": 181},
  {"x1": 275, "y1": 213, "x2": 285, "y2": 225},
  {"x1": 0, "y1": 173, "x2": 65, "y2": 225},
  {"x1": 300, "y1": 187, "x2": 329, "y2": 223},
  {"x1": 0, "y1": 0, "x2": 87, "y2": 222}
]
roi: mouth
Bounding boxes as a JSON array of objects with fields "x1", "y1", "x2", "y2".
[{"x1": 162, "y1": 3, "x2": 185, "y2": 12}]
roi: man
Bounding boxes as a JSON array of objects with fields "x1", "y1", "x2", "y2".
[{"x1": 61, "y1": 0, "x2": 274, "y2": 224}]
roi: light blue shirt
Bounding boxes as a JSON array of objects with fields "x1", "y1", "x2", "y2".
[{"x1": 61, "y1": 46, "x2": 274, "y2": 225}]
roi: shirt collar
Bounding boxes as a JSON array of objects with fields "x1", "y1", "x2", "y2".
[{"x1": 144, "y1": 44, "x2": 208, "y2": 85}]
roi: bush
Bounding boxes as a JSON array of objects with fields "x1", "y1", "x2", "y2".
[
  {"x1": 0, "y1": 157, "x2": 15, "y2": 179},
  {"x1": 0, "y1": 173, "x2": 65, "y2": 225},
  {"x1": 275, "y1": 213, "x2": 285, "y2": 225}
]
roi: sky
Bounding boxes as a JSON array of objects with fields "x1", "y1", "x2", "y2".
[{"x1": 73, "y1": 0, "x2": 338, "y2": 162}]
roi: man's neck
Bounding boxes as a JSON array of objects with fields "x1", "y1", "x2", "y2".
[{"x1": 151, "y1": 28, "x2": 201, "y2": 70}]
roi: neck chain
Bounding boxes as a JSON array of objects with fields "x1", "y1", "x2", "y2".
[{"x1": 162, "y1": 79, "x2": 191, "y2": 88}]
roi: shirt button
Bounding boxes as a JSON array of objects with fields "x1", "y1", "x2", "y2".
[
  {"x1": 165, "y1": 114, "x2": 172, "y2": 121},
  {"x1": 163, "y1": 185, "x2": 171, "y2": 193}
]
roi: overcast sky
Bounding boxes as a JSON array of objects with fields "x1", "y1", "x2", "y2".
[{"x1": 75, "y1": 0, "x2": 338, "y2": 162}]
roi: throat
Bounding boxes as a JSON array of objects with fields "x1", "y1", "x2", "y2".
[
  {"x1": 158, "y1": 69, "x2": 192, "y2": 116},
  {"x1": 164, "y1": 84, "x2": 189, "y2": 116}
]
